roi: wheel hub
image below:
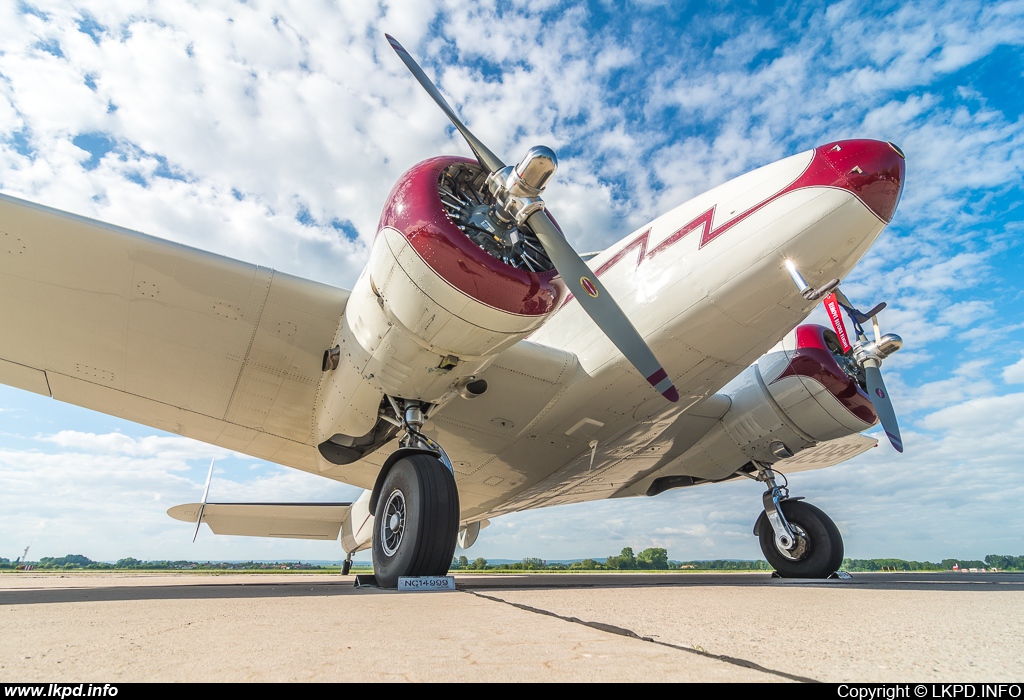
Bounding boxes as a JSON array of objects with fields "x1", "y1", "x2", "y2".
[
  {"x1": 380, "y1": 490, "x2": 407, "y2": 557},
  {"x1": 776, "y1": 522, "x2": 810, "y2": 561}
]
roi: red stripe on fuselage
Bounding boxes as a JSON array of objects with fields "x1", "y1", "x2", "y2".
[
  {"x1": 563, "y1": 176, "x2": 803, "y2": 307},
  {"x1": 561, "y1": 139, "x2": 903, "y2": 308},
  {"x1": 562, "y1": 206, "x2": 716, "y2": 306}
]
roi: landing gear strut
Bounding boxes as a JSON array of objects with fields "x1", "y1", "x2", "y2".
[
  {"x1": 371, "y1": 398, "x2": 460, "y2": 588},
  {"x1": 745, "y1": 461, "x2": 844, "y2": 578}
]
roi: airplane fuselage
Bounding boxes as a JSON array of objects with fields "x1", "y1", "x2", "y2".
[{"x1": 408, "y1": 139, "x2": 904, "y2": 519}]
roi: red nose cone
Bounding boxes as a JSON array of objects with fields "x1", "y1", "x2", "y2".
[{"x1": 815, "y1": 140, "x2": 905, "y2": 222}]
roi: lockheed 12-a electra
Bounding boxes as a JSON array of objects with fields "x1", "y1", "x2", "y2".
[{"x1": 0, "y1": 35, "x2": 907, "y2": 585}]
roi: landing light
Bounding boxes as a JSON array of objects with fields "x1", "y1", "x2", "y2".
[{"x1": 784, "y1": 259, "x2": 808, "y2": 292}]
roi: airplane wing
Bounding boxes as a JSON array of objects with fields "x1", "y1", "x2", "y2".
[
  {"x1": 167, "y1": 502, "x2": 351, "y2": 539},
  {"x1": 0, "y1": 193, "x2": 347, "y2": 474}
]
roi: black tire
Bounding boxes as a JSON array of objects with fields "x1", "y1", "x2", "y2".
[
  {"x1": 372, "y1": 454, "x2": 460, "y2": 588},
  {"x1": 341, "y1": 559, "x2": 352, "y2": 576},
  {"x1": 757, "y1": 500, "x2": 843, "y2": 578}
]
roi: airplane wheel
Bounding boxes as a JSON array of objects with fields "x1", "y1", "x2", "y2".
[
  {"x1": 372, "y1": 454, "x2": 459, "y2": 588},
  {"x1": 757, "y1": 500, "x2": 843, "y2": 578},
  {"x1": 341, "y1": 559, "x2": 352, "y2": 576}
]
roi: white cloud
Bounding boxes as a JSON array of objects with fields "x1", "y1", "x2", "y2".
[
  {"x1": 892, "y1": 366, "x2": 996, "y2": 414},
  {"x1": 922, "y1": 392, "x2": 1024, "y2": 434},
  {"x1": 39, "y1": 430, "x2": 235, "y2": 460},
  {"x1": 938, "y1": 300, "x2": 995, "y2": 326},
  {"x1": 1002, "y1": 355, "x2": 1024, "y2": 384},
  {"x1": 0, "y1": 431, "x2": 362, "y2": 561}
]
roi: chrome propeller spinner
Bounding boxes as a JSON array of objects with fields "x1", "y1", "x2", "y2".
[
  {"x1": 487, "y1": 145, "x2": 558, "y2": 227},
  {"x1": 386, "y1": 34, "x2": 679, "y2": 403}
]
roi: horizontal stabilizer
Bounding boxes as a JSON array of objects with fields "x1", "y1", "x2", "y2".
[{"x1": 167, "y1": 502, "x2": 352, "y2": 540}]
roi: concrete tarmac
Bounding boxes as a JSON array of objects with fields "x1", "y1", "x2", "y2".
[{"x1": 1, "y1": 571, "x2": 1022, "y2": 682}]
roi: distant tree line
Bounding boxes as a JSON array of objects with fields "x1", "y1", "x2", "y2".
[
  {"x1": 4, "y1": 553, "x2": 1024, "y2": 572},
  {"x1": 840, "y1": 556, "x2": 1024, "y2": 572},
  {"x1": 450, "y1": 550, "x2": 1024, "y2": 572},
  {"x1": 981, "y1": 555, "x2": 1024, "y2": 570},
  {"x1": 449, "y1": 547, "x2": 675, "y2": 571},
  {"x1": 679, "y1": 559, "x2": 772, "y2": 570},
  {"x1": 0, "y1": 554, "x2": 330, "y2": 571},
  {"x1": 842, "y1": 558, "x2": 946, "y2": 572}
]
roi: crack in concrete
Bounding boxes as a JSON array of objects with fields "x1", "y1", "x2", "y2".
[{"x1": 464, "y1": 589, "x2": 819, "y2": 683}]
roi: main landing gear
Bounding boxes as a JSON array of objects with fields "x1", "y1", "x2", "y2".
[
  {"x1": 745, "y1": 460, "x2": 844, "y2": 578},
  {"x1": 371, "y1": 398, "x2": 460, "y2": 588}
]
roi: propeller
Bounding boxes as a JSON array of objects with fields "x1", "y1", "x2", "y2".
[
  {"x1": 385, "y1": 35, "x2": 679, "y2": 402},
  {"x1": 825, "y1": 288, "x2": 904, "y2": 452},
  {"x1": 192, "y1": 458, "x2": 215, "y2": 543}
]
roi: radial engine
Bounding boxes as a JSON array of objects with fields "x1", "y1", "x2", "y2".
[
  {"x1": 314, "y1": 156, "x2": 566, "y2": 463},
  {"x1": 691, "y1": 323, "x2": 902, "y2": 478}
]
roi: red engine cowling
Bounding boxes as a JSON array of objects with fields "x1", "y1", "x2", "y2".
[
  {"x1": 378, "y1": 156, "x2": 564, "y2": 316},
  {"x1": 711, "y1": 324, "x2": 877, "y2": 470},
  {"x1": 764, "y1": 324, "x2": 877, "y2": 432},
  {"x1": 316, "y1": 157, "x2": 566, "y2": 443}
]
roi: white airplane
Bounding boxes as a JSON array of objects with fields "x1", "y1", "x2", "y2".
[{"x1": 0, "y1": 37, "x2": 907, "y2": 586}]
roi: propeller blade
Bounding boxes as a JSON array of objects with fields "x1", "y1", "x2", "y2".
[
  {"x1": 528, "y1": 210, "x2": 679, "y2": 402},
  {"x1": 192, "y1": 458, "x2": 215, "y2": 543},
  {"x1": 830, "y1": 288, "x2": 903, "y2": 451},
  {"x1": 833, "y1": 287, "x2": 886, "y2": 329},
  {"x1": 386, "y1": 34, "x2": 677, "y2": 403},
  {"x1": 832, "y1": 287, "x2": 855, "y2": 312},
  {"x1": 385, "y1": 34, "x2": 505, "y2": 173},
  {"x1": 863, "y1": 361, "x2": 903, "y2": 453}
]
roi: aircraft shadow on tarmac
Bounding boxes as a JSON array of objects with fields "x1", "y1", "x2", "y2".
[{"x1": 1, "y1": 572, "x2": 1021, "y2": 606}]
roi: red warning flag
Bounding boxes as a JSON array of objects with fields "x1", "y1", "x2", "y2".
[{"x1": 823, "y1": 292, "x2": 852, "y2": 352}]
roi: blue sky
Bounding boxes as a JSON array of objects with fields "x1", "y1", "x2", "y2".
[{"x1": 1, "y1": 0, "x2": 1022, "y2": 564}]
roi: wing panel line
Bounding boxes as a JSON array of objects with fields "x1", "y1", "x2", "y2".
[{"x1": 222, "y1": 267, "x2": 275, "y2": 422}]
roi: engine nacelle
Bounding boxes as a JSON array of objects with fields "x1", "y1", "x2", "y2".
[
  {"x1": 316, "y1": 157, "x2": 565, "y2": 443},
  {"x1": 719, "y1": 323, "x2": 878, "y2": 465}
]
